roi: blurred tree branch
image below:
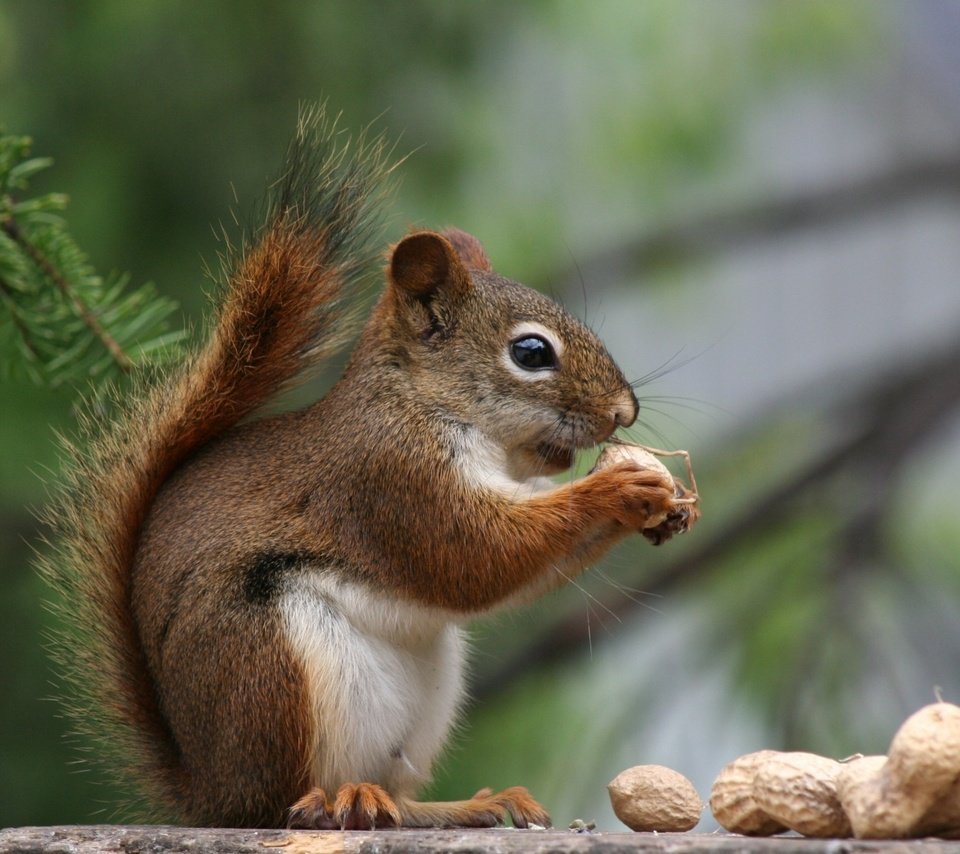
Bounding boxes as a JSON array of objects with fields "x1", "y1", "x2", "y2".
[
  {"x1": 547, "y1": 153, "x2": 960, "y2": 292},
  {"x1": 476, "y1": 332, "x2": 960, "y2": 702},
  {"x1": 477, "y1": 150, "x2": 960, "y2": 704}
]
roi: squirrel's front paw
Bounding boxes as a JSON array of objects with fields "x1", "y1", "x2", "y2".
[
  {"x1": 605, "y1": 463, "x2": 680, "y2": 531},
  {"x1": 643, "y1": 480, "x2": 701, "y2": 545}
]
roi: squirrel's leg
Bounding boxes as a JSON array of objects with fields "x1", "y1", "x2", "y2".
[{"x1": 491, "y1": 464, "x2": 680, "y2": 603}]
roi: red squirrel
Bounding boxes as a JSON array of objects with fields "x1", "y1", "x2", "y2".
[{"x1": 43, "y1": 106, "x2": 694, "y2": 830}]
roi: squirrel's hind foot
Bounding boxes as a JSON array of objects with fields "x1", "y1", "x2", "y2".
[
  {"x1": 287, "y1": 782, "x2": 549, "y2": 829},
  {"x1": 397, "y1": 785, "x2": 551, "y2": 829},
  {"x1": 287, "y1": 787, "x2": 336, "y2": 829},
  {"x1": 287, "y1": 783, "x2": 402, "y2": 830}
]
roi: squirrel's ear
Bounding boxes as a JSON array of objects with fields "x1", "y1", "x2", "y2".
[
  {"x1": 440, "y1": 228, "x2": 492, "y2": 272},
  {"x1": 389, "y1": 231, "x2": 471, "y2": 301}
]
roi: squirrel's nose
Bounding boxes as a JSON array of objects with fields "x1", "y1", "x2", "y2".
[{"x1": 611, "y1": 390, "x2": 638, "y2": 431}]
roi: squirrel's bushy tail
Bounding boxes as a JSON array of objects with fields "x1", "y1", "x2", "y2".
[{"x1": 38, "y1": 105, "x2": 393, "y2": 818}]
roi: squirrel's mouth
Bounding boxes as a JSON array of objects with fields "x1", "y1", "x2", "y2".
[{"x1": 535, "y1": 441, "x2": 576, "y2": 472}]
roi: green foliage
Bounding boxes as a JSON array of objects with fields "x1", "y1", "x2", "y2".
[{"x1": 0, "y1": 133, "x2": 186, "y2": 388}]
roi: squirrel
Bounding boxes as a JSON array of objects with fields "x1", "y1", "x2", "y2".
[{"x1": 43, "y1": 105, "x2": 695, "y2": 831}]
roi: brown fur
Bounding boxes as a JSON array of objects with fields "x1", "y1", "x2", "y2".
[
  {"x1": 440, "y1": 227, "x2": 492, "y2": 271},
  {"x1": 41, "y1": 106, "x2": 392, "y2": 822},
  {"x1": 45, "y1": 107, "x2": 686, "y2": 830}
]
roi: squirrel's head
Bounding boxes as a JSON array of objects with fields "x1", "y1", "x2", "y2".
[{"x1": 367, "y1": 228, "x2": 638, "y2": 478}]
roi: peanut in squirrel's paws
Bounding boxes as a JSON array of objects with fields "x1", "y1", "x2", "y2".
[
  {"x1": 287, "y1": 783, "x2": 401, "y2": 830},
  {"x1": 594, "y1": 463, "x2": 679, "y2": 531},
  {"x1": 590, "y1": 443, "x2": 700, "y2": 541}
]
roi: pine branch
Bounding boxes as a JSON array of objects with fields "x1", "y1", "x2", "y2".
[
  {"x1": 0, "y1": 271, "x2": 40, "y2": 361},
  {"x1": 1, "y1": 217, "x2": 134, "y2": 373},
  {"x1": 0, "y1": 132, "x2": 186, "y2": 388}
]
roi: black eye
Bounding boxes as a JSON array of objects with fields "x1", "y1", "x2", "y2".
[{"x1": 510, "y1": 335, "x2": 557, "y2": 371}]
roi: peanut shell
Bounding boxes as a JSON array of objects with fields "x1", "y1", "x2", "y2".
[
  {"x1": 887, "y1": 702, "x2": 960, "y2": 797},
  {"x1": 710, "y1": 750, "x2": 787, "y2": 836},
  {"x1": 752, "y1": 751, "x2": 851, "y2": 838},
  {"x1": 608, "y1": 764, "x2": 702, "y2": 832},
  {"x1": 914, "y1": 775, "x2": 960, "y2": 839},
  {"x1": 838, "y1": 703, "x2": 960, "y2": 838},
  {"x1": 595, "y1": 444, "x2": 673, "y2": 480},
  {"x1": 836, "y1": 755, "x2": 894, "y2": 839}
]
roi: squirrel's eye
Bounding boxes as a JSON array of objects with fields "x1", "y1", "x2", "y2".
[{"x1": 509, "y1": 335, "x2": 557, "y2": 371}]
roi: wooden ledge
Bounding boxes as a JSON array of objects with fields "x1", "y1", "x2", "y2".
[{"x1": 2, "y1": 826, "x2": 960, "y2": 854}]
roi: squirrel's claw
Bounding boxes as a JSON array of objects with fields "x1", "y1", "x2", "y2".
[
  {"x1": 287, "y1": 787, "x2": 338, "y2": 830},
  {"x1": 488, "y1": 785, "x2": 552, "y2": 829},
  {"x1": 332, "y1": 782, "x2": 402, "y2": 830},
  {"x1": 642, "y1": 483, "x2": 701, "y2": 545},
  {"x1": 288, "y1": 783, "x2": 402, "y2": 830}
]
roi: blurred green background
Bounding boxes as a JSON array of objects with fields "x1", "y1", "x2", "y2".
[{"x1": 4, "y1": 0, "x2": 960, "y2": 831}]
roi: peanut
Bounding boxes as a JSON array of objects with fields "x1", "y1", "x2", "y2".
[
  {"x1": 837, "y1": 703, "x2": 960, "y2": 838},
  {"x1": 835, "y1": 754, "x2": 889, "y2": 839},
  {"x1": 709, "y1": 750, "x2": 787, "y2": 836},
  {"x1": 710, "y1": 703, "x2": 960, "y2": 840},
  {"x1": 592, "y1": 443, "x2": 699, "y2": 534},
  {"x1": 752, "y1": 751, "x2": 851, "y2": 838},
  {"x1": 915, "y1": 776, "x2": 960, "y2": 839},
  {"x1": 608, "y1": 764, "x2": 702, "y2": 832},
  {"x1": 595, "y1": 443, "x2": 673, "y2": 482}
]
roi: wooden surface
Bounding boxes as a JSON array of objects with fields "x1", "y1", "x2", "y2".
[{"x1": 3, "y1": 826, "x2": 960, "y2": 854}]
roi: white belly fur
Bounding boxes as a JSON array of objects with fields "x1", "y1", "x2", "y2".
[{"x1": 280, "y1": 571, "x2": 465, "y2": 796}]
